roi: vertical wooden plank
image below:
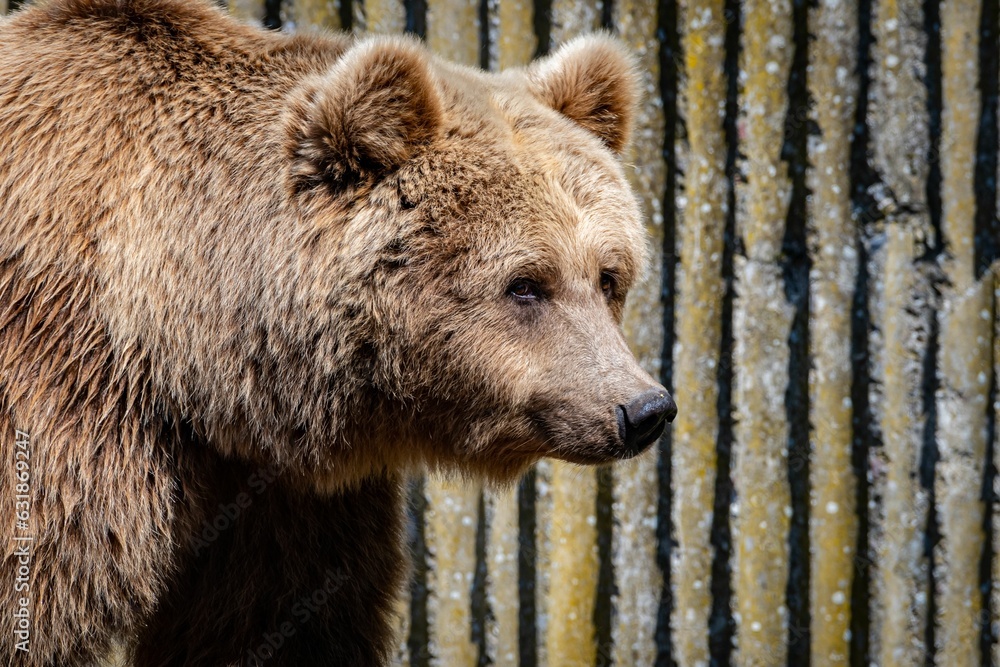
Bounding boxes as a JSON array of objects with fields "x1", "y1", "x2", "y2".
[
  {"x1": 425, "y1": 480, "x2": 479, "y2": 666},
  {"x1": 934, "y1": 279, "x2": 991, "y2": 667},
  {"x1": 731, "y1": 0, "x2": 794, "y2": 664},
  {"x1": 610, "y1": 1, "x2": 666, "y2": 664},
  {"x1": 356, "y1": 0, "x2": 406, "y2": 33},
  {"x1": 993, "y1": 270, "x2": 1000, "y2": 667},
  {"x1": 806, "y1": 0, "x2": 858, "y2": 664},
  {"x1": 939, "y1": 0, "x2": 981, "y2": 289},
  {"x1": 869, "y1": 224, "x2": 932, "y2": 667},
  {"x1": 485, "y1": 490, "x2": 519, "y2": 666},
  {"x1": 543, "y1": 465, "x2": 599, "y2": 666},
  {"x1": 284, "y1": 0, "x2": 342, "y2": 30},
  {"x1": 489, "y1": 0, "x2": 535, "y2": 71},
  {"x1": 869, "y1": 0, "x2": 929, "y2": 212},
  {"x1": 669, "y1": 0, "x2": 728, "y2": 662},
  {"x1": 422, "y1": 5, "x2": 481, "y2": 666},
  {"x1": 866, "y1": 0, "x2": 931, "y2": 660},
  {"x1": 393, "y1": 590, "x2": 412, "y2": 667},
  {"x1": 483, "y1": 8, "x2": 535, "y2": 664},
  {"x1": 550, "y1": 0, "x2": 602, "y2": 39},
  {"x1": 534, "y1": 463, "x2": 554, "y2": 667},
  {"x1": 934, "y1": 2, "x2": 991, "y2": 664},
  {"x1": 426, "y1": 0, "x2": 478, "y2": 65},
  {"x1": 228, "y1": 0, "x2": 266, "y2": 23},
  {"x1": 539, "y1": 5, "x2": 603, "y2": 662}
]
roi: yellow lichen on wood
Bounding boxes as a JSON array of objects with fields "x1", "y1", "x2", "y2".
[
  {"x1": 732, "y1": 0, "x2": 793, "y2": 664},
  {"x1": 550, "y1": 0, "x2": 602, "y2": 43},
  {"x1": 393, "y1": 588, "x2": 412, "y2": 667},
  {"x1": 807, "y1": 0, "x2": 858, "y2": 664},
  {"x1": 669, "y1": 0, "x2": 727, "y2": 662},
  {"x1": 426, "y1": 479, "x2": 479, "y2": 667},
  {"x1": 228, "y1": 0, "x2": 264, "y2": 24},
  {"x1": 940, "y1": 0, "x2": 980, "y2": 289},
  {"x1": 738, "y1": 0, "x2": 792, "y2": 263},
  {"x1": 866, "y1": 0, "x2": 931, "y2": 659},
  {"x1": 934, "y1": 2, "x2": 989, "y2": 665},
  {"x1": 533, "y1": 461, "x2": 554, "y2": 666},
  {"x1": 545, "y1": 465, "x2": 599, "y2": 665},
  {"x1": 731, "y1": 259, "x2": 793, "y2": 667},
  {"x1": 538, "y1": 5, "x2": 602, "y2": 666},
  {"x1": 875, "y1": 224, "x2": 930, "y2": 667},
  {"x1": 356, "y1": 0, "x2": 405, "y2": 34},
  {"x1": 993, "y1": 269, "x2": 1000, "y2": 667},
  {"x1": 492, "y1": 0, "x2": 535, "y2": 71},
  {"x1": 284, "y1": 0, "x2": 340, "y2": 30},
  {"x1": 933, "y1": 278, "x2": 991, "y2": 667},
  {"x1": 870, "y1": 0, "x2": 928, "y2": 209},
  {"x1": 486, "y1": 490, "x2": 519, "y2": 666},
  {"x1": 427, "y1": 0, "x2": 478, "y2": 68}
]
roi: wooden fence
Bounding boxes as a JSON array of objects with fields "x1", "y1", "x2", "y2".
[{"x1": 6, "y1": 0, "x2": 1000, "y2": 664}]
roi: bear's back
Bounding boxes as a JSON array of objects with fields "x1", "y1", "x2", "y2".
[{"x1": 0, "y1": 0, "x2": 349, "y2": 262}]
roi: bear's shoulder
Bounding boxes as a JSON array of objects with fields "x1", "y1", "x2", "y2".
[
  {"x1": 4, "y1": 0, "x2": 348, "y2": 82},
  {"x1": 17, "y1": 0, "x2": 227, "y2": 35}
]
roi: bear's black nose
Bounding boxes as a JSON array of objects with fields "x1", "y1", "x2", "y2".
[{"x1": 617, "y1": 389, "x2": 677, "y2": 456}]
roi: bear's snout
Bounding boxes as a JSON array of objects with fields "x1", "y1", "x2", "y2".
[{"x1": 615, "y1": 388, "x2": 677, "y2": 457}]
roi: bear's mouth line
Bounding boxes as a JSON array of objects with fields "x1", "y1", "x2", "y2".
[
  {"x1": 526, "y1": 408, "x2": 665, "y2": 465},
  {"x1": 548, "y1": 424, "x2": 663, "y2": 465}
]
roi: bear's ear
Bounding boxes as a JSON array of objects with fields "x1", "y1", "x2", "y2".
[
  {"x1": 528, "y1": 34, "x2": 640, "y2": 154},
  {"x1": 286, "y1": 37, "x2": 441, "y2": 191}
]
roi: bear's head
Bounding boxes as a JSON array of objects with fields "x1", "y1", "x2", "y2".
[{"x1": 279, "y1": 34, "x2": 676, "y2": 484}]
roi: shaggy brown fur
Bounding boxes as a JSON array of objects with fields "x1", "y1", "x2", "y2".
[{"x1": 0, "y1": 0, "x2": 672, "y2": 663}]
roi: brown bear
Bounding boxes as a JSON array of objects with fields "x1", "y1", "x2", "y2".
[{"x1": 0, "y1": 0, "x2": 676, "y2": 664}]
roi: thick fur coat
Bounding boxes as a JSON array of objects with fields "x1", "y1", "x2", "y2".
[{"x1": 0, "y1": 0, "x2": 673, "y2": 663}]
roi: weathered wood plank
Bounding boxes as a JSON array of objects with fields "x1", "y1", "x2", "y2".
[
  {"x1": 534, "y1": 461, "x2": 554, "y2": 666},
  {"x1": 939, "y1": 0, "x2": 981, "y2": 290},
  {"x1": 489, "y1": 0, "x2": 534, "y2": 71},
  {"x1": 425, "y1": 478, "x2": 479, "y2": 666},
  {"x1": 228, "y1": 0, "x2": 265, "y2": 24},
  {"x1": 934, "y1": 1, "x2": 990, "y2": 665},
  {"x1": 356, "y1": 0, "x2": 406, "y2": 33},
  {"x1": 866, "y1": 0, "x2": 931, "y2": 659},
  {"x1": 284, "y1": 0, "x2": 341, "y2": 30},
  {"x1": 669, "y1": 0, "x2": 728, "y2": 662},
  {"x1": 427, "y1": 0, "x2": 478, "y2": 66},
  {"x1": 806, "y1": 0, "x2": 859, "y2": 663},
  {"x1": 993, "y1": 270, "x2": 1000, "y2": 667},
  {"x1": 933, "y1": 277, "x2": 991, "y2": 667},
  {"x1": 869, "y1": 223, "x2": 932, "y2": 667},
  {"x1": 731, "y1": 0, "x2": 794, "y2": 662},
  {"x1": 393, "y1": 594, "x2": 412, "y2": 667},
  {"x1": 486, "y1": 490, "x2": 519, "y2": 666}
]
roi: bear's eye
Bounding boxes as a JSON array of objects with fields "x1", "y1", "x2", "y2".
[
  {"x1": 600, "y1": 272, "x2": 616, "y2": 300},
  {"x1": 507, "y1": 279, "x2": 542, "y2": 303}
]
